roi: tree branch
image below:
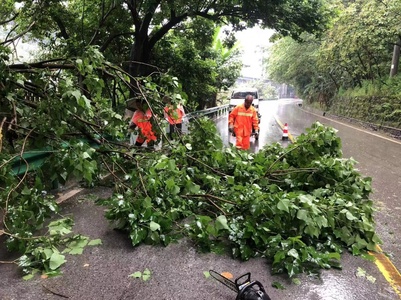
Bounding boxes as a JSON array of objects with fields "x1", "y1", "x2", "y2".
[
  {"x1": 52, "y1": 15, "x2": 70, "y2": 40},
  {"x1": 89, "y1": 1, "x2": 118, "y2": 45},
  {"x1": 99, "y1": 32, "x2": 135, "y2": 52},
  {"x1": 125, "y1": 0, "x2": 143, "y2": 29},
  {"x1": 148, "y1": 13, "x2": 188, "y2": 49},
  {"x1": 0, "y1": 13, "x2": 18, "y2": 26},
  {"x1": 185, "y1": 194, "x2": 237, "y2": 205},
  {"x1": 140, "y1": 1, "x2": 161, "y2": 36},
  {"x1": 9, "y1": 60, "x2": 75, "y2": 71},
  {"x1": 1, "y1": 21, "x2": 36, "y2": 46}
]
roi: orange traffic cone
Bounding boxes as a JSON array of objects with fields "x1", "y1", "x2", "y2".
[{"x1": 282, "y1": 123, "x2": 289, "y2": 140}]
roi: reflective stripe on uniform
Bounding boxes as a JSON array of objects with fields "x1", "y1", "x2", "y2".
[{"x1": 238, "y1": 112, "x2": 253, "y2": 117}]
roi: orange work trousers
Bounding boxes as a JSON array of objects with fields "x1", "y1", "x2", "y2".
[{"x1": 235, "y1": 133, "x2": 251, "y2": 150}]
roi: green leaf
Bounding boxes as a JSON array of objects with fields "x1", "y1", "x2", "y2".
[
  {"x1": 88, "y1": 239, "x2": 102, "y2": 246},
  {"x1": 22, "y1": 274, "x2": 35, "y2": 281},
  {"x1": 43, "y1": 248, "x2": 53, "y2": 259},
  {"x1": 129, "y1": 271, "x2": 142, "y2": 278},
  {"x1": 360, "y1": 253, "x2": 376, "y2": 262},
  {"x1": 203, "y1": 271, "x2": 210, "y2": 278},
  {"x1": 68, "y1": 238, "x2": 89, "y2": 249},
  {"x1": 356, "y1": 267, "x2": 366, "y2": 277},
  {"x1": 296, "y1": 209, "x2": 308, "y2": 222},
  {"x1": 142, "y1": 268, "x2": 151, "y2": 281},
  {"x1": 215, "y1": 215, "x2": 229, "y2": 231},
  {"x1": 49, "y1": 252, "x2": 66, "y2": 270},
  {"x1": 149, "y1": 221, "x2": 161, "y2": 232},
  {"x1": 71, "y1": 90, "x2": 81, "y2": 100},
  {"x1": 21, "y1": 187, "x2": 31, "y2": 195},
  {"x1": 82, "y1": 152, "x2": 91, "y2": 159},
  {"x1": 315, "y1": 216, "x2": 328, "y2": 228},
  {"x1": 130, "y1": 228, "x2": 148, "y2": 246},
  {"x1": 304, "y1": 225, "x2": 320, "y2": 238},
  {"x1": 273, "y1": 250, "x2": 286, "y2": 265},
  {"x1": 77, "y1": 95, "x2": 91, "y2": 110},
  {"x1": 272, "y1": 282, "x2": 285, "y2": 290},
  {"x1": 188, "y1": 183, "x2": 201, "y2": 194},
  {"x1": 48, "y1": 219, "x2": 73, "y2": 236},
  {"x1": 346, "y1": 211, "x2": 358, "y2": 221},
  {"x1": 287, "y1": 249, "x2": 299, "y2": 259},
  {"x1": 277, "y1": 199, "x2": 290, "y2": 213},
  {"x1": 226, "y1": 176, "x2": 235, "y2": 185},
  {"x1": 69, "y1": 247, "x2": 84, "y2": 255},
  {"x1": 143, "y1": 197, "x2": 152, "y2": 209}
]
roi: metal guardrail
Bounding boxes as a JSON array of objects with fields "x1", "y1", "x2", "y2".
[{"x1": 186, "y1": 104, "x2": 229, "y2": 120}]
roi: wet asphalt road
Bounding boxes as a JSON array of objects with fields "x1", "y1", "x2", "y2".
[{"x1": 1, "y1": 99, "x2": 401, "y2": 300}]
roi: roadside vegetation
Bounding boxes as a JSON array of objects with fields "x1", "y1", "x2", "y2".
[
  {"x1": 265, "y1": 0, "x2": 401, "y2": 129},
  {"x1": 0, "y1": 0, "x2": 385, "y2": 280}
]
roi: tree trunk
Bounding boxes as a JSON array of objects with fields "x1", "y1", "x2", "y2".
[{"x1": 128, "y1": 33, "x2": 153, "y2": 97}]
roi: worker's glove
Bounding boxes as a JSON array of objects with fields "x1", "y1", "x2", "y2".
[
  {"x1": 128, "y1": 121, "x2": 136, "y2": 130},
  {"x1": 229, "y1": 124, "x2": 234, "y2": 133},
  {"x1": 254, "y1": 129, "x2": 259, "y2": 137}
]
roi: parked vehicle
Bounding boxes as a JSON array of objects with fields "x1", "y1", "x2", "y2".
[{"x1": 229, "y1": 87, "x2": 261, "y2": 117}]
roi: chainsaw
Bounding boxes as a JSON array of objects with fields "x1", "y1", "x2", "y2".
[{"x1": 209, "y1": 270, "x2": 271, "y2": 300}]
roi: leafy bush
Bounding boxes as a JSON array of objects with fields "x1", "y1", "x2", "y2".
[{"x1": 330, "y1": 75, "x2": 401, "y2": 128}]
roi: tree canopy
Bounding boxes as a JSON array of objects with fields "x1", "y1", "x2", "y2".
[
  {"x1": 265, "y1": 0, "x2": 401, "y2": 107},
  {"x1": 3, "y1": 0, "x2": 330, "y2": 78},
  {"x1": 153, "y1": 20, "x2": 242, "y2": 108}
]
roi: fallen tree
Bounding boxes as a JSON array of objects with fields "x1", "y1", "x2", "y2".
[
  {"x1": 99, "y1": 118, "x2": 381, "y2": 278},
  {"x1": 0, "y1": 47, "x2": 380, "y2": 279}
]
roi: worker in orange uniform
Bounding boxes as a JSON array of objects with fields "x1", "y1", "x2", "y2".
[
  {"x1": 163, "y1": 96, "x2": 186, "y2": 139},
  {"x1": 228, "y1": 94, "x2": 259, "y2": 150},
  {"x1": 129, "y1": 99, "x2": 157, "y2": 147}
]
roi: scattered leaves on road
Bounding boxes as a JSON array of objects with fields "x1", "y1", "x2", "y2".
[
  {"x1": 129, "y1": 268, "x2": 152, "y2": 281},
  {"x1": 356, "y1": 267, "x2": 376, "y2": 283},
  {"x1": 272, "y1": 281, "x2": 285, "y2": 290}
]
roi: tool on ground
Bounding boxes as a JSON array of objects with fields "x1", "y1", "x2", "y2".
[{"x1": 209, "y1": 270, "x2": 271, "y2": 300}]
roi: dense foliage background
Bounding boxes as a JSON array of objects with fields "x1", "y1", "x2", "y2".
[{"x1": 265, "y1": 0, "x2": 401, "y2": 128}]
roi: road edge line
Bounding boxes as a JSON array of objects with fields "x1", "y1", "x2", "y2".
[
  {"x1": 369, "y1": 245, "x2": 401, "y2": 298},
  {"x1": 300, "y1": 108, "x2": 401, "y2": 145}
]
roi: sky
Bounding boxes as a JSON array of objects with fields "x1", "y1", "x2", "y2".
[
  {"x1": 0, "y1": 26, "x2": 37, "y2": 63},
  {"x1": 234, "y1": 26, "x2": 275, "y2": 79},
  {"x1": 5, "y1": 25, "x2": 275, "y2": 77}
]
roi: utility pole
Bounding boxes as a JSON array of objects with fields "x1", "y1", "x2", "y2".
[{"x1": 390, "y1": 38, "x2": 401, "y2": 78}]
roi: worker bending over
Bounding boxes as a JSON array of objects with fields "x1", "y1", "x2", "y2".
[{"x1": 129, "y1": 99, "x2": 157, "y2": 147}]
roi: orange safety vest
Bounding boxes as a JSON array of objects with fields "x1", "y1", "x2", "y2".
[
  {"x1": 164, "y1": 105, "x2": 185, "y2": 125},
  {"x1": 131, "y1": 109, "x2": 157, "y2": 142},
  {"x1": 228, "y1": 104, "x2": 259, "y2": 137}
]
